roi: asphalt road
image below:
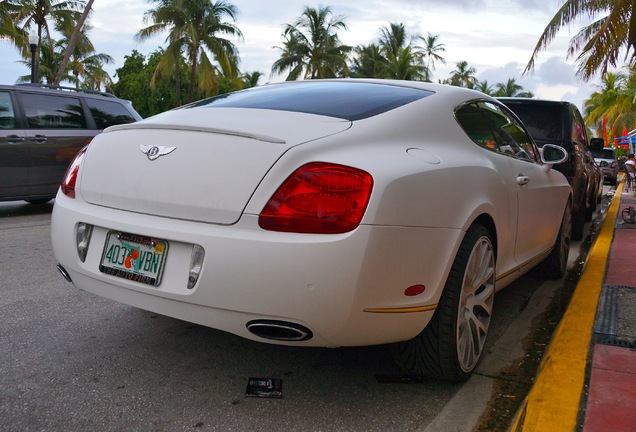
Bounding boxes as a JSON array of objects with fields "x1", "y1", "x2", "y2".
[{"x1": 0, "y1": 195, "x2": 605, "y2": 431}]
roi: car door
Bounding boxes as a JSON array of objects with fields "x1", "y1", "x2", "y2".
[
  {"x1": 0, "y1": 90, "x2": 28, "y2": 199},
  {"x1": 18, "y1": 91, "x2": 95, "y2": 197},
  {"x1": 479, "y1": 101, "x2": 568, "y2": 267}
]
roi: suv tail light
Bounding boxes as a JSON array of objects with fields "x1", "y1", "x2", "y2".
[
  {"x1": 61, "y1": 145, "x2": 89, "y2": 199},
  {"x1": 259, "y1": 162, "x2": 373, "y2": 234}
]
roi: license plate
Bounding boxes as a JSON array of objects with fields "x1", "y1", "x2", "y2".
[{"x1": 99, "y1": 232, "x2": 168, "y2": 286}]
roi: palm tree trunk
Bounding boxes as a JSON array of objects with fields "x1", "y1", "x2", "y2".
[{"x1": 53, "y1": 0, "x2": 94, "y2": 87}]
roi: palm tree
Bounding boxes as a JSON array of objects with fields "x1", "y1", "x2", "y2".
[
  {"x1": 242, "y1": 71, "x2": 263, "y2": 88},
  {"x1": 373, "y1": 22, "x2": 428, "y2": 80},
  {"x1": 137, "y1": 0, "x2": 243, "y2": 103},
  {"x1": 475, "y1": 80, "x2": 495, "y2": 95},
  {"x1": 448, "y1": 61, "x2": 477, "y2": 88},
  {"x1": 494, "y1": 78, "x2": 523, "y2": 96},
  {"x1": 381, "y1": 45, "x2": 427, "y2": 80},
  {"x1": 271, "y1": 5, "x2": 351, "y2": 80},
  {"x1": 53, "y1": 0, "x2": 93, "y2": 86},
  {"x1": 378, "y1": 22, "x2": 408, "y2": 58},
  {"x1": 420, "y1": 32, "x2": 446, "y2": 80},
  {"x1": 4, "y1": 0, "x2": 85, "y2": 82},
  {"x1": 584, "y1": 70, "x2": 636, "y2": 130},
  {"x1": 525, "y1": 0, "x2": 636, "y2": 80},
  {"x1": 349, "y1": 43, "x2": 385, "y2": 78}
]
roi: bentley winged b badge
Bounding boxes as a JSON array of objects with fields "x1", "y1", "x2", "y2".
[{"x1": 140, "y1": 145, "x2": 177, "y2": 161}]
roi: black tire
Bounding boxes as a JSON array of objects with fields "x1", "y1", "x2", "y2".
[
  {"x1": 585, "y1": 200, "x2": 595, "y2": 222},
  {"x1": 538, "y1": 199, "x2": 571, "y2": 279},
  {"x1": 571, "y1": 202, "x2": 585, "y2": 241},
  {"x1": 392, "y1": 224, "x2": 495, "y2": 382},
  {"x1": 25, "y1": 199, "x2": 52, "y2": 205}
]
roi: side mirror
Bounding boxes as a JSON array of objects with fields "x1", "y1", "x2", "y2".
[
  {"x1": 589, "y1": 137, "x2": 605, "y2": 151},
  {"x1": 541, "y1": 144, "x2": 568, "y2": 166}
]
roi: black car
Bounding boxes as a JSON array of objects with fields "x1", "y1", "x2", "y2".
[
  {"x1": 0, "y1": 84, "x2": 142, "y2": 204},
  {"x1": 498, "y1": 98, "x2": 602, "y2": 240}
]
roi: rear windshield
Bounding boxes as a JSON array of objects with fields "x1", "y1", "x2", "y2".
[
  {"x1": 503, "y1": 102, "x2": 563, "y2": 142},
  {"x1": 184, "y1": 81, "x2": 433, "y2": 121},
  {"x1": 591, "y1": 148, "x2": 616, "y2": 159}
]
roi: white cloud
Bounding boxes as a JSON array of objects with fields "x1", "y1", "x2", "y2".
[{"x1": 0, "y1": 0, "x2": 608, "y2": 109}]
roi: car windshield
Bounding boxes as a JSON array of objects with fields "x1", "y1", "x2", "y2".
[
  {"x1": 183, "y1": 81, "x2": 433, "y2": 121},
  {"x1": 591, "y1": 148, "x2": 616, "y2": 159}
]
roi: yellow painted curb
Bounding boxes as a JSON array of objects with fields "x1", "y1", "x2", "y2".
[{"x1": 509, "y1": 183, "x2": 623, "y2": 432}]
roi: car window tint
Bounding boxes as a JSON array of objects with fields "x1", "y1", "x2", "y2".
[
  {"x1": 185, "y1": 82, "x2": 433, "y2": 121},
  {"x1": 479, "y1": 102, "x2": 537, "y2": 161},
  {"x1": 504, "y1": 102, "x2": 563, "y2": 143},
  {"x1": 0, "y1": 91, "x2": 16, "y2": 129},
  {"x1": 570, "y1": 106, "x2": 587, "y2": 144},
  {"x1": 21, "y1": 93, "x2": 86, "y2": 129},
  {"x1": 86, "y1": 98, "x2": 137, "y2": 129},
  {"x1": 455, "y1": 103, "x2": 499, "y2": 151}
]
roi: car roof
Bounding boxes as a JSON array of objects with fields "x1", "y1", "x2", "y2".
[{"x1": 0, "y1": 83, "x2": 119, "y2": 100}]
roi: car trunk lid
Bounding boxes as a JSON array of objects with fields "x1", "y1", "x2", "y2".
[{"x1": 78, "y1": 108, "x2": 351, "y2": 224}]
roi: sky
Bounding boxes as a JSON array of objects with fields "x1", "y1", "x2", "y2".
[{"x1": 0, "y1": 0, "x2": 610, "y2": 111}]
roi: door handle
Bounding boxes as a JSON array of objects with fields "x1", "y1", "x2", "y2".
[
  {"x1": 31, "y1": 135, "x2": 48, "y2": 143},
  {"x1": 517, "y1": 175, "x2": 530, "y2": 186},
  {"x1": 6, "y1": 135, "x2": 26, "y2": 144}
]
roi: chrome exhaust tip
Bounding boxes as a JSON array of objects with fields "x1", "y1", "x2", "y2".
[
  {"x1": 246, "y1": 320, "x2": 313, "y2": 342},
  {"x1": 56, "y1": 264, "x2": 73, "y2": 283}
]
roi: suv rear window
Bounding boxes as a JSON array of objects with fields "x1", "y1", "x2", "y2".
[
  {"x1": 86, "y1": 98, "x2": 138, "y2": 129},
  {"x1": 185, "y1": 81, "x2": 433, "y2": 121},
  {"x1": 505, "y1": 102, "x2": 563, "y2": 142}
]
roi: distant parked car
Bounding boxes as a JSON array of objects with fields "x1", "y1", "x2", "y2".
[
  {"x1": 498, "y1": 98, "x2": 600, "y2": 240},
  {"x1": 590, "y1": 138, "x2": 618, "y2": 186},
  {"x1": 0, "y1": 84, "x2": 142, "y2": 204},
  {"x1": 52, "y1": 80, "x2": 572, "y2": 382}
]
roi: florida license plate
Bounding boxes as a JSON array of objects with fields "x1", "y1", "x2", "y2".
[{"x1": 99, "y1": 232, "x2": 168, "y2": 286}]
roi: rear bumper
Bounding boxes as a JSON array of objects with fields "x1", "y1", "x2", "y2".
[{"x1": 51, "y1": 193, "x2": 462, "y2": 347}]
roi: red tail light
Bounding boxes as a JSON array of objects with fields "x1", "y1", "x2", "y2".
[
  {"x1": 61, "y1": 145, "x2": 89, "y2": 199},
  {"x1": 259, "y1": 162, "x2": 373, "y2": 234}
]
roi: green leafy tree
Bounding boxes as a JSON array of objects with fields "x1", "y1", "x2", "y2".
[
  {"x1": 584, "y1": 69, "x2": 636, "y2": 131},
  {"x1": 3, "y1": 0, "x2": 85, "y2": 82},
  {"x1": 494, "y1": 78, "x2": 523, "y2": 96},
  {"x1": 376, "y1": 22, "x2": 427, "y2": 80},
  {"x1": 272, "y1": 5, "x2": 351, "y2": 80},
  {"x1": 526, "y1": 0, "x2": 636, "y2": 80},
  {"x1": 111, "y1": 49, "x2": 192, "y2": 117},
  {"x1": 448, "y1": 61, "x2": 477, "y2": 88},
  {"x1": 137, "y1": 0, "x2": 243, "y2": 103},
  {"x1": 56, "y1": 22, "x2": 112, "y2": 90},
  {"x1": 242, "y1": 71, "x2": 264, "y2": 88},
  {"x1": 420, "y1": 32, "x2": 446, "y2": 80},
  {"x1": 349, "y1": 43, "x2": 385, "y2": 78},
  {"x1": 475, "y1": 80, "x2": 495, "y2": 95}
]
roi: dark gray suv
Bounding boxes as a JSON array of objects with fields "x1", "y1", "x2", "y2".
[
  {"x1": 0, "y1": 84, "x2": 141, "y2": 204},
  {"x1": 498, "y1": 98, "x2": 602, "y2": 241}
]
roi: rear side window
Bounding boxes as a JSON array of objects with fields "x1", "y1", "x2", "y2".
[
  {"x1": 86, "y1": 98, "x2": 137, "y2": 129},
  {"x1": 0, "y1": 91, "x2": 16, "y2": 129},
  {"x1": 185, "y1": 81, "x2": 433, "y2": 121},
  {"x1": 456, "y1": 101, "x2": 538, "y2": 162},
  {"x1": 21, "y1": 93, "x2": 87, "y2": 128}
]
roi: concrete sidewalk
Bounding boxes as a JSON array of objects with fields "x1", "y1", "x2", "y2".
[{"x1": 510, "y1": 180, "x2": 636, "y2": 431}]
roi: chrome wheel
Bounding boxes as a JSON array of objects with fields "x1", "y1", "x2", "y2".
[{"x1": 456, "y1": 236, "x2": 495, "y2": 372}]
